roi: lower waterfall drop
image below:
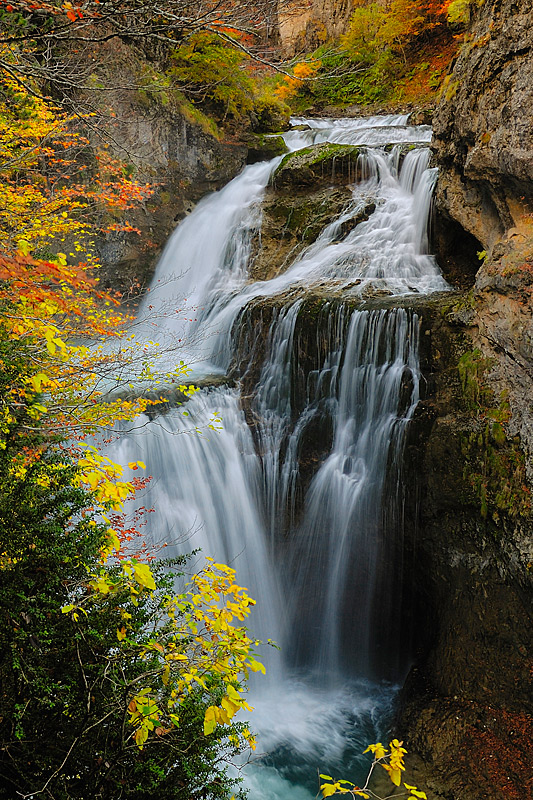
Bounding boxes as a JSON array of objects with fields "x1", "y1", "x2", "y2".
[{"x1": 109, "y1": 303, "x2": 422, "y2": 799}]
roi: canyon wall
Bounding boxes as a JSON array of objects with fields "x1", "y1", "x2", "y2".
[
  {"x1": 81, "y1": 38, "x2": 249, "y2": 298},
  {"x1": 397, "y1": 1, "x2": 533, "y2": 796},
  {"x1": 278, "y1": 0, "x2": 355, "y2": 54}
]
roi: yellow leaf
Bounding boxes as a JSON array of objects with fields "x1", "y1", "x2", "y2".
[
  {"x1": 204, "y1": 706, "x2": 217, "y2": 735},
  {"x1": 117, "y1": 627, "x2": 126, "y2": 641},
  {"x1": 134, "y1": 726, "x2": 148, "y2": 748},
  {"x1": 389, "y1": 768, "x2": 401, "y2": 787},
  {"x1": 29, "y1": 373, "x2": 50, "y2": 392},
  {"x1": 17, "y1": 239, "x2": 31, "y2": 255},
  {"x1": 132, "y1": 561, "x2": 156, "y2": 591},
  {"x1": 404, "y1": 785, "x2": 427, "y2": 800},
  {"x1": 363, "y1": 742, "x2": 387, "y2": 759},
  {"x1": 106, "y1": 528, "x2": 121, "y2": 554},
  {"x1": 248, "y1": 658, "x2": 266, "y2": 674},
  {"x1": 321, "y1": 784, "x2": 338, "y2": 797},
  {"x1": 221, "y1": 696, "x2": 239, "y2": 719}
]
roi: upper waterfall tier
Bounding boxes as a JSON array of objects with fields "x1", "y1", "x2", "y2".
[
  {"x1": 131, "y1": 115, "x2": 448, "y2": 380},
  {"x1": 285, "y1": 115, "x2": 432, "y2": 149}
]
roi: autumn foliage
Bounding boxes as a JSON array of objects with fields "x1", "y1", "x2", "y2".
[
  {"x1": 279, "y1": 0, "x2": 460, "y2": 108},
  {"x1": 0, "y1": 1, "x2": 270, "y2": 795}
]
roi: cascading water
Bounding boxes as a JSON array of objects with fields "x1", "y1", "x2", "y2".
[
  {"x1": 108, "y1": 115, "x2": 449, "y2": 798},
  {"x1": 286, "y1": 308, "x2": 420, "y2": 681},
  {"x1": 132, "y1": 116, "x2": 446, "y2": 378}
]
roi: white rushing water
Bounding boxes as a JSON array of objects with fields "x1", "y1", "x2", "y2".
[
  {"x1": 107, "y1": 115, "x2": 449, "y2": 798},
  {"x1": 131, "y1": 115, "x2": 447, "y2": 379}
]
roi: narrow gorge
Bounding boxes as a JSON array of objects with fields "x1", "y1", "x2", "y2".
[
  {"x1": 107, "y1": 101, "x2": 533, "y2": 800},
  {"x1": 2, "y1": 0, "x2": 533, "y2": 797}
]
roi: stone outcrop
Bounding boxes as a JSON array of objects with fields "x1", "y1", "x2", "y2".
[
  {"x1": 432, "y1": 0, "x2": 533, "y2": 251},
  {"x1": 278, "y1": 0, "x2": 355, "y2": 54},
  {"x1": 251, "y1": 143, "x2": 377, "y2": 281},
  {"x1": 250, "y1": 187, "x2": 354, "y2": 280},
  {"x1": 80, "y1": 38, "x2": 249, "y2": 298},
  {"x1": 272, "y1": 143, "x2": 363, "y2": 188}
]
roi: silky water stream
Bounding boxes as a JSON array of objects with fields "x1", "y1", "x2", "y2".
[{"x1": 108, "y1": 116, "x2": 449, "y2": 798}]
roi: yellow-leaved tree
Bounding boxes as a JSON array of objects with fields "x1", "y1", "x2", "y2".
[
  {"x1": 320, "y1": 740, "x2": 428, "y2": 800},
  {"x1": 0, "y1": 18, "x2": 265, "y2": 800}
]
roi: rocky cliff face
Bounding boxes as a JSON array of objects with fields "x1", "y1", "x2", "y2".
[
  {"x1": 83, "y1": 39, "x2": 248, "y2": 298},
  {"x1": 398, "y1": 2, "x2": 533, "y2": 796},
  {"x1": 278, "y1": 0, "x2": 354, "y2": 54},
  {"x1": 397, "y1": 290, "x2": 533, "y2": 800},
  {"x1": 432, "y1": 0, "x2": 533, "y2": 250}
]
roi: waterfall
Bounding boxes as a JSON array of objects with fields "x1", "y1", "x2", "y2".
[
  {"x1": 129, "y1": 116, "x2": 446, "y2": 381},
  {"x1": 286, "y1": 308, "x2": 420, "y2": 681},
  {"x1": 107, "y1": 115, "x2": 449, "y2": 799}
]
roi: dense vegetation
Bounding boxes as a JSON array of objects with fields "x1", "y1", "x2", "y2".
[
  {"x1": 0, "y1": 2, "x2": 271, "y2": 795},
  {"x1": 0, "y1": 329, "x2": 257, "y2": 798},
  {"x1": 276, "y1": 0, "x2": 467, "y2": 110}
]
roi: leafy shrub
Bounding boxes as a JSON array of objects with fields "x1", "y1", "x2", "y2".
[
  {"x1": 169, "y1": 32, "x2": 256, "y2": 122},
  {"x1": 0, "y1": 327, "x2": 256, "y2": 799}
]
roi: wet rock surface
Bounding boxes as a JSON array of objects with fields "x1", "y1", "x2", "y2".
[
  {"x1": 272, "y1": 143, "x2": 363, "y2": 189},
  {"x1": 250, "y1": 187, "x2": 354, "y2": 280},
  {"x1": 251, "y1": 141, "x2": 384, "y2": 282}
]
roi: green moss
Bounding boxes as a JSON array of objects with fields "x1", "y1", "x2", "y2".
[
  {"x1": 457, "y1": 350, "x2": 531, "y2": 522},
  {"x1": 246, "y1": 134, "x2": 288, "y2": 161},
  {"x1": 438, "y1": 290, "x2": 476, "y2": 322},
  {"x1": 442, "y1": 76, "x2": 459, "y2": 102},
  {"x1": 273, "y1": 143, "x2": 361, "y2": 183},
  {"x1": 458, "y1": 348, "x2": 493, "y2": 409},
  {"x1": 176, "y1": 96, "x2": 221, "y2": 140}
]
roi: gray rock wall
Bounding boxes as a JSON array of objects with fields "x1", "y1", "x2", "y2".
[
  {"x1": 82, "y1": 38, "x2": 248, "y2": 298},
  {"x1": 432, "y1": 0, "x2": 533, "y2": 250},
  {"x1": 399, "y1": 4, "x2": 533, "y2": 794}
]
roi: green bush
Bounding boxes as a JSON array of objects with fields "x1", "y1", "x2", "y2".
[
  {"x1": 169, "y1": 33, "x2": 256, "y2": 122},
  {"x1": 0, "y1": 327, "x2": 250, "y2": 799}
]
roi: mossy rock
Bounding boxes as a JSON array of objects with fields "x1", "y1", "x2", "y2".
[
  {"x1": 246, "y1": 134, "x2": 289, "y2": 164},
  {"x1": 250, "y1": 186, "x2": 354, "y2": 281},
  {"x1": 272, "y1": 143, "x2": 363, "y2": 189}
]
